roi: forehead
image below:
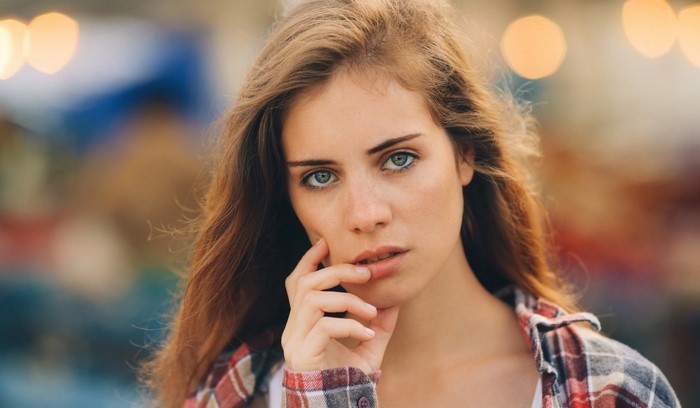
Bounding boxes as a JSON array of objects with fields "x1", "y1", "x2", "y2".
[{"x1": 281, "y1": 71, "x2": 435, "y2": 156}]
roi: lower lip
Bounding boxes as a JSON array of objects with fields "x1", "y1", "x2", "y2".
[{"x1": 360, "y1": 252, "x2": 407, "y2": 281}]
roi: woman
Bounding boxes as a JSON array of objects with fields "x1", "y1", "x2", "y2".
[{"x1": 142, "y1": 0, "x2": 680, "y2": 407}]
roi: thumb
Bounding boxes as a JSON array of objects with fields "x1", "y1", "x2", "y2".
[
  {"x1": 356, "y1": 306, "x2": 400, "y2": 371},
  {"x1": 369, "y1": 307, "x2": 400, "y2": 342}
]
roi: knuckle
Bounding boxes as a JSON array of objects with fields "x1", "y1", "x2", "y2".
[
  {"x1": 306, "y1": 291, "x2": 322, "y2": 307},
  {"x1": 296, "y1": 274, "x2": 318, "y2": 293},
  {"x1": 284, "y1": 275, "x2": 295, "y2": 291},
  {"x1": 317, "y1": 316, "x2": 332, "y2": 332},
  {"x1": 295, "y1": 288, "x2": 313, "y2": 307}
]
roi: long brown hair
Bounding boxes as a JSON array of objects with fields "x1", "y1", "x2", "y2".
[{"x1": 142, "y1": 0, "x2": 577, "y2": 406}]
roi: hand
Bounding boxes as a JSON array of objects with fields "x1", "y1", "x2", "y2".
[{"x1": 281, "y1": 237, "x2": 400, "y2": 374}]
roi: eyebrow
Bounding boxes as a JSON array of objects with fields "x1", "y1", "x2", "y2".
[{"x1": 286, "y1": 133, "x2": 423, "y2": 168}]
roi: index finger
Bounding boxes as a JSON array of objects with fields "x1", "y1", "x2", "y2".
[
  {"x1": 287, "y1": 237, "x2": 329, "y2": 280},
  {"x1": 302, "y1": 237, "x2": 329, "y2": 271}
]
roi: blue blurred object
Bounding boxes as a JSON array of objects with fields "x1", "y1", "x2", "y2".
[
  {"x1": 0, "y1": 18, "x2": 213, "y2": 154},
  {"x1": 0, "y1": 270, "x2": 177, "y2": 407},
  {"x1": 63, "y1": 30, "x2": 212, "y2": 153}
]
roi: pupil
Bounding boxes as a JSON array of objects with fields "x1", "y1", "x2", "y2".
[
  {"x1": 314, "y1": 172, "x2": 330, "y2": 183},
  {"x1": 392, "y1": 154, "x2": 408, "y2": 166}
]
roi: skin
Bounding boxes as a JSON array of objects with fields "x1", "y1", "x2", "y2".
[{"x1": 281, "y1": 71, "x2": 539, "y2": 406}]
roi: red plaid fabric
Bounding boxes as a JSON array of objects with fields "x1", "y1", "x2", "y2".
[
  {"x1": 283, "y1": 367, "x2": 381, "y2": 408},
  {"x1": 185, "y1": 328, "x2": 284, "y2": 408},
  {"x1": 514, "y1": 289, "x2": 680, "y2": 408},
  {"x1": 186, "y1": 288, "x2": 680, "y2": 408}
]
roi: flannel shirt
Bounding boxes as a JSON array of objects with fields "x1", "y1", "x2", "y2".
[{"x1": 185, "y1": 288, "x2": 680, "y2": 408}]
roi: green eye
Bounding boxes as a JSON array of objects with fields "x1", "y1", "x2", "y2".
[
  {"x1": 390, "y1": 153, "x2": 409, "y2": 167},
  {"x1": 303, "y1": 170, "x2": 336, "y2": 189},
  {"x1": 384, "y1": 152, "x2": 415, "y2": 170},
  {"x1": 313, "y1": 171, "x2": 332, "y2": 184}
]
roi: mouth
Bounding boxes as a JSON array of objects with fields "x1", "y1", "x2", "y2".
[
  {"x1": 351, "y1": 246, "x2": 408, "y2": 269},
  {"x1": 351, "y1": 247, "x2": 408, "y2": 281},
  {"x1": 357, "y1": 252, "x2": 402, "y2": 265}
]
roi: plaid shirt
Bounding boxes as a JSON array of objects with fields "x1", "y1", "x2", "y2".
[{"x1": 185, "y1": 288, "x2": 680, "y2": 408}]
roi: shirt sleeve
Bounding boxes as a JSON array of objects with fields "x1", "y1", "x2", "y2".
[{"x1": 282, "y1": 367, "x2": 380, "y2": 408}]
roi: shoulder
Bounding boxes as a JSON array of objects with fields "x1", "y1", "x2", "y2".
[
  {"x1": 542, "y1": 324, "x2": 680, "y2": 407},
  {"x1": 512, "y1": 287, "x2": 679, "y2": 407},
  {"x1": 185, "y1": 328, "x2": 284, "y2": 408}
]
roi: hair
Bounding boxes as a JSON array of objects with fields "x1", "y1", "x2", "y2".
[{"x1": 141, "y1": 0, "x2": 578, "y2": 406}]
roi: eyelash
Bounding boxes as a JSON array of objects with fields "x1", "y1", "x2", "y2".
[{"x1": 299, "y1": 151, "x2": 419, "y2": 191}]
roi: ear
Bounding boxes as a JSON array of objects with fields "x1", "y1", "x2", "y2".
[{"x1": 457, "y1": 150, "x2": 474, "y2": 186}]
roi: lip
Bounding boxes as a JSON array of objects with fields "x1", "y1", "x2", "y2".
[{"x1": 351, "y1": 246, "x2": 408, "y2": 281}]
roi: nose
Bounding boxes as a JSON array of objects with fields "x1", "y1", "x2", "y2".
[{"x1": 342, "y1": 177, "x2": 392, "y2": 233}]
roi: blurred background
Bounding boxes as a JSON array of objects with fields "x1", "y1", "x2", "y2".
[{"x1": 0, "y1": 0, "x2": 698, "y2": 406}]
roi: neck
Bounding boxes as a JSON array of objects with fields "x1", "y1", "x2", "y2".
[{"x1": 380, "y1": 242, "x2": 528, "y2": 375}]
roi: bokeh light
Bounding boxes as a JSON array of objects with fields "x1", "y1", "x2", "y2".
[
  {"x1": 0, "y1": 28, "x2": 9, "y2": 76},
  {"x1": 500, "y1": 15, "x2": 567, "y2": 80},
  {"x1": 622, "y1": 0, "x2": 677, "y2": 58},
  {"x1": 678, "y1": 4, "x2": 700, "y2": 68},
  {"x1": 0, "y1": 19, "x2": 27, "y2": 80},
  {"x1": 25, "y1": 12, "x2": 79, "y2": 74}
]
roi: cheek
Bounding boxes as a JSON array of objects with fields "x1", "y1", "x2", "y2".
[
  {"x1": 407, "y1": 164, "x2": 464, "y2": 222},
  {"x1": 295, "y1": 204, "x2": 340, "y2": 266},
  {"x1": 289, "y1": 190, "x2": 348, "y2": 266},
  {"x1": 291, "y1": 196, "x2": 334, "y2": 245}
]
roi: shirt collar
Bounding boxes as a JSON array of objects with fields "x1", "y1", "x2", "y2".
[{"x1": 512, "y1": 287, "x2": 601, "y2": 377}]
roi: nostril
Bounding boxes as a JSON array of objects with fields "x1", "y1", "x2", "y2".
[{"x1": 343, "y1": 186, "x2": 392, "y2": 233}]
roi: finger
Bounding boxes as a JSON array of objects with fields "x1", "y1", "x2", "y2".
[
  {"x1": 285, "y1": 288, "x2": 376, "y2": 346},
  {"x1": 284, "y1": 316, "x2": 374, "y2": 371},
  {"x1": 294, "y1": 263, "x2": 371, "y2": 297},
  {"x1": 354, "y1": 307, "x2": 400, "y2": 371},
  {"x1": 368, "y1": 306, "x2": 400, "y2": 341},
  {"x1": 302, "y1": 317, "x2": 375, "y2": 361},
  {"x1": 291, "y1": 291, "x2": 377, "y2": 335},
  {"x1": 285, "y1": 237, "x2": 329, "y2": 298},
  {"x1": 296, "y1": 237, "x2": 329, "y2": 274}
]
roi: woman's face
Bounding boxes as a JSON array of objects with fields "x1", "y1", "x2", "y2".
[{"x1": 282, "y1": 71, "x2": 473, "y2": 308}]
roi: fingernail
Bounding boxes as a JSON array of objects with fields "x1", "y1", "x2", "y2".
[
  {"x1": 355, "y1": 265, "x2": 369, "y2": 274},
  {"x1": 315, "y1": 237, "x2": 324, "y2": 246},
  {"x1": 365, "y1": 303, "x2": 377, "y2": 313},
  {"x1": 365, "y1": 327, "x2": 375, "y2": 337}
]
